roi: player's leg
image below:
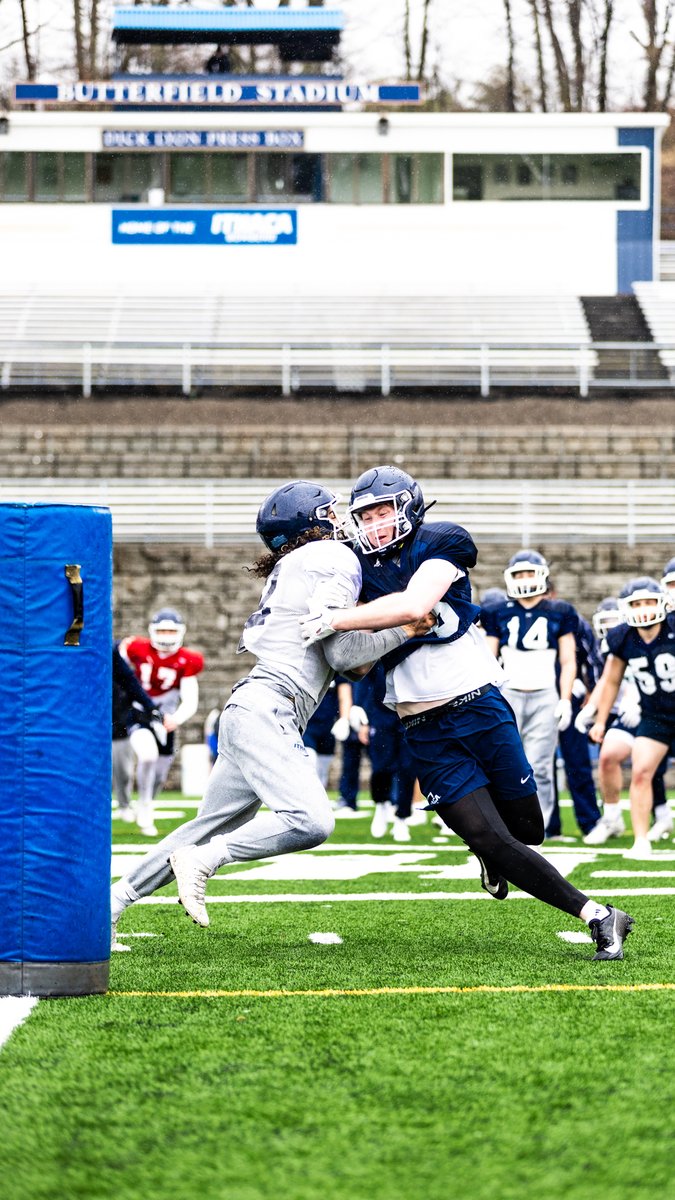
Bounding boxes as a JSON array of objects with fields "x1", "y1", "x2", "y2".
[
  {"x1": 112, "y1": 737, "x2": 135, "y2": 822},
  {"x1": 585, "y1": 726, "x2": 630, "y2": 843},
  {"x1": 627, "y1": 735, "x2": 670, "y2": 855},
  {"x1": 519, "y1": 689, "x2": 559, "y2": 834},
  {"x1": 649, "y1": 753, "x2": 672, "y2": 841},
  {"x1": 558, "y1": 706, "x2": 602, "y2": 835},
  {"x1": 129, "y1": 725, "x2": 159, "y2": 835},
  {"x1": 369, "y1": 726, "x2": 396, "y2": 837}
]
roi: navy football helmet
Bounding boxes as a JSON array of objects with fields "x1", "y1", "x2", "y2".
[
  {"x1": 256, "y1": 480, "x2": 340, "y2": 552},
  {"x1": 661, "y1": 557, "x2": 675, "y2": 610},
  {"x1": 504, "y1": 550, "x2": 549, "y2": 599},
  {"x1": 592, "y1": 596, "x2": 622, "y2": 640},
  {"x1": 480, "y1": 587, "x2": 507, "y2": 611},
  {"x1": 618, "y1": 577, "x2": 667, "y2": 627},
  {"x1": 348, "y1": 465, "x2": 425, "y2": 556},
  {"x1": 149, "y1": 607, "x2": 186, "y2": 655}
]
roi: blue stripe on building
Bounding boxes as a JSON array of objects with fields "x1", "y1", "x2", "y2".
[{"x1": 617, "y1": 127, "x2": 655, "y2": 294}]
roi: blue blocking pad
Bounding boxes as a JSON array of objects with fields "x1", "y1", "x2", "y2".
[{"x1": 0, "y1": 503, "x2": 113, "y2": 994}]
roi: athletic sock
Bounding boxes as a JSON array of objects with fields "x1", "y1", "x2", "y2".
[
  {"x1": 193, "y1": 835, "x2": 234, "y2": 875},
  {"x1": 111, "y1": 878, "x2": 140, "y2": 919},
  {"x1": 580, "y1": 900, "x2": 611, "y2": 925}
]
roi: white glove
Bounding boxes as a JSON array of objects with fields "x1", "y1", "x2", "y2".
[
  {"x1": 349, "y1": 705, "x2": 369, "y2": 731},
  {"x1": 151, "y1": 718, "x2": 168, "y2": 747},
  {"x1": 618, "y1": 696, "x2": 641, "y2": 729},
  {"x1": 554, "y1": 698, "x2": 573, "y2": 732},
  {"x1": 299, "y1": 608, "x2": 337, "y2": 645},
  {"x1": 571, "y1": 678, "x2": 588, "y2": 701},
  {"x1": 330, "y1": 716, "x2": 351, "y2": 742},
  {"x1": 574, "y1": 702, "x2": 597, "y2": 735}
]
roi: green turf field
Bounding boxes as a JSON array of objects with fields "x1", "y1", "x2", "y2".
[{"x1": 1, "y1": 794, "x2": 674, "y2": 1200}]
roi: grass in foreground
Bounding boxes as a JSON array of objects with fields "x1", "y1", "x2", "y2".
[{"x1": 1, "y1": 795, "x2": 673, "y2": 1200}]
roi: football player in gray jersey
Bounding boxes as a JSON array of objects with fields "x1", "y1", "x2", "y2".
[{"x1": 111, "y1": 480, "x2": 430, "y2": 943}]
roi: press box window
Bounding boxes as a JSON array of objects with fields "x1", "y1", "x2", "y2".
[
  {"x1": 390, "y1": 154, "x2": 443, "y2": 203},
  {"x1": 34, "y1": 153, "x2": 87, "y2": 202},
  {"x1": 0, "y1": 152, "x2": 28, "y2": 201},
  {"x1": 94, "y1": 153, "x2": 163, "y2": 202},
  {"x1": 453, "y1": 152, "x2": 642, "y2": 201},
  {"x1": 326, "y1": 154, "x2": 384, "y2": 203},
  {"x1": 168, "y1": 153, "x2": 249, "y2": 202},
  {"x1": 255, "y1": 153, "x2": 322, "y2": 202}
]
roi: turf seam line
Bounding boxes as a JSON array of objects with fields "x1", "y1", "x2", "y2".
[{"x1": 109, "y1": 983, "x2": 675, "y2": 999}]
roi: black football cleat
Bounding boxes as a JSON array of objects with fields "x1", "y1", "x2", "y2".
[
  {"x1": 589, "y1": 905, "x2": 634, "y2": 960},
  {"x1": 475, "y1": 853, "x2": 509, "y2": 900}
]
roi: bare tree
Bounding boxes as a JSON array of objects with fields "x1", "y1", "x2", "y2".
[
  {"x1": 403, "y1": 0, "x2": 412, "y2": 78},
  {"x1": 401, "y1": 0, "x2": 434, "y2": 83},
  {"x1": 631, "y1": 1, "x2": 675, "y2": 110},
  {"x1": 529, "y1": 1, "x2": 549, "y2": 112},
  {"x1": 503, "y1": 0, "x2": 518, "y2": 111},
  {"x1": 597, "y1": 0, "x2": 614, "y2": 112},
  {"x1": 567, "y1": 0, "x2": 585, "y2": 109},
  {"x1": 417, "y1": 0, "x2": 433, "y2": 81},
  {"x1": 19, "y1": 0, "x2": 35, "y2": 79}
]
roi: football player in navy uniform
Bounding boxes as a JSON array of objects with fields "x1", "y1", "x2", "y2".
[
  {"x1": 300, "y1": 466, "x2": 634, "y2": 961},
  {"x1": 661, "y1": 557, "x2": 675, "y2": 610},
  {"x1": 580, "y1": 596, "x2": 671, "y2": 845},
  {"x1": 111, "y1": 480, "x2": 431, "y2": 942},
  {"x1": 480, "y1": 551, "x2": 578, "y2": 836},
  {"x1": 589, "y1": 578, "x2": 675, "y2": 858}
]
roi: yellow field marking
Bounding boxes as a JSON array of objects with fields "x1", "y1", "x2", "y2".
[{"x1": 110, "y1": 982, "x2": 675, "y2": 999}]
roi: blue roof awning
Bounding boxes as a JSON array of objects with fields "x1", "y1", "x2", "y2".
[{"x1": 112, "y1": 6, "x2": 344, "y2": 35}]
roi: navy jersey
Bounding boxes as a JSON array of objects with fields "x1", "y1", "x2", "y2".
[
  {"x1": 606, "y1": 614, "x2": 675, "y2": 717},
  {"x1": 357, "y1": 521, "x2": 479, "y2": 672},
  {"x1": 481, "y1": 597, "x2": 578, "y2": 650},
  {"x1": 576, "y1": 614, "x2": 604, "y2": 691},
  {"x1": 481, "y1": 598, "x2": 578, "y2": 691}
]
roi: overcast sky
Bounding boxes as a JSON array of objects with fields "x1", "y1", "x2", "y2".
[{"x1": 0, "y1": 1, "x2": 663, "y2": 110}]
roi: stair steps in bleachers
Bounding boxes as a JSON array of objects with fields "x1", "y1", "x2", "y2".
[{"x1": 580, "y1": 295, "x2": 668, "y2": 380}]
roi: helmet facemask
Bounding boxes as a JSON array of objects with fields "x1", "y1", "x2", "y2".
[
  {"x1": 349, "y1": 489, "x2": 416, "y2": 556},
  {"x1": 592, "y1": 607, "x2": 622, "y2": 639},
  {"x1": 503, "y1": 563, "x2": 549, "y2": 599},
  {"x1": 149, "y1": 618, "x2": 186, "y2": 655},
  {"x1": 619, "y1": 590, "x2": 667, "y2": 628}
]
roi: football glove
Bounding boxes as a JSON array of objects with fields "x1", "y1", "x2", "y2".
[
  {"x1": 349, "y1": 705, "x2": 369, "y2": 731},
  {"x1": 571, "y1": 678, "x2": 588, "y2": 701},
  {"x1": 299, "y1": 608, "x2": 337, "y2": 645},
  {"x1": 330, "y1": 716, "x2": 351, "y2": 742},
  {"x1": 574, "y1": 701, "x2": 597, "y2": 735},
  {"x1": 617, "y1": 695, "x2": 641, "y2": 729},
  {"x1": 554, "y1": 698, "x2": 573, "y2": 732},
  {"x1": 150, "y1": 711, "x2": 168, "y2": 746}
]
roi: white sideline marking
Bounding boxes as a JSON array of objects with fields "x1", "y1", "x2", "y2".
[
  {"x1": 557, "y1": 931, "x2": 594, "y2": 944},
  {"x1": 0, "y1": 996, "x2": 38, "y2": 1050},
  {"x1": 137, "y1": 885, "x2": 675, "y2": 905},
  {"x1": 592, "y1": 871, "x2": 675, "y2": 878},
  {"x1": 308, "y1": 932, "x2": 343, "y2": 944}
]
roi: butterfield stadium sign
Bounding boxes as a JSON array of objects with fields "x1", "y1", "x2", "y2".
[{"x1": 14, "y1": 80, "x2": 422, "y2": 107}]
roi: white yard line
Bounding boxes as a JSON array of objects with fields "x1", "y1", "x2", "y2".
[
  {"x1": 0, "y1": 997, "x2": 38, "y2": 1050},
  {"x1": 137, "y1": 885, "x2": 675, "y2": 905}
]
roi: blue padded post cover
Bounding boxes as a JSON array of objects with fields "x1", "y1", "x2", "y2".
[{"x1": 0, "y1": 503, "x2": 112, "y2": 996}]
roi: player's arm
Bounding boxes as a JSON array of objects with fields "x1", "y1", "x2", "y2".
[
  {"x1": 163, "y1": 675, "x2": 199, "y2": 732},
  {"x1": 322, "y1": 617, "x2": 433, "y2": 677},
  {"x1": 557, "y1": 632, "x2": 577, "y2": 703},
  {"x1": 589, "y1": 655, "x2": 626, "y2": 743},
  {"x1": 303, "y1": 560, "x2": 460, "y2": 641}
]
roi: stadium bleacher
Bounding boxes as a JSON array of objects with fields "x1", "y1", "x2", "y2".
[
  {"x1": 0, "y1": 291, "x2": 594, "y2": 393},
  {"x1": 633, "y1": 281, "x2": 675, "y2": 378}
]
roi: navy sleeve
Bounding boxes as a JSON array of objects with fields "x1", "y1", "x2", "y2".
[
  {"x1": 557, "y1": 601, "x2": 579, "y2": 638},
  {"x1": 412, "y1": 521, "x2": 478, "y2": 572},
  {"x1": 113, "y1": 646, "x2": 156, "y2": 714},
  {"x1": 605, "y1": 624, "x2": 631, "y2": 662},
  {"x1": 480, "y1": 607, "x2": 501, "y2": 638}
]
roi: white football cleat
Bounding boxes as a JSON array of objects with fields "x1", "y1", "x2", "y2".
[
  {"x1": 648, "y1": 809, "x2": 674, "y2": 842},
  {"x1": 135, "y1": 799, "x2": 157, "y2": 836},
  {"x1": 111, "y1": 916, "x2": 131, "y2": 952},
  {"x1": 583, "y1": 811, "x2": 625, "y2": 845},
  {"x1": 169, "y1": 845, "x2": 210, "y2": 927},
  {"x1": 392, "y1": 816, "x2": 411, "y2": 843},
  {"x1": 118, "y1": 806, "x2": 136, "y2": 824},
  {"x1": 623, "y1": 836, "x2": 653, "y2": 860},
  {"x1": 370, "y1": 802, "x2": 393, "y2": 838}
]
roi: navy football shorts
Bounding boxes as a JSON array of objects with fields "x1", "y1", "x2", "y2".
[
  {"x1": 634, "y1": 712, "x2": 675, "y2": 750},
  {"x1": 402, "y1": 685, "x2": 535, "y2": 808}
]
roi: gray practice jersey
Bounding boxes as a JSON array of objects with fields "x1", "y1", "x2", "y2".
[{"x1": 236, "y1": 539, "x2": 407, "y2": 729}]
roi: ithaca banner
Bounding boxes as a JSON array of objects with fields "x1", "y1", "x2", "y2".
[
  {"x1": 15, "y1": 80, "x2": 422, "y2": 107},
  {"x1": 112, "y1": 208, "x2": 298, "y2": 245}
]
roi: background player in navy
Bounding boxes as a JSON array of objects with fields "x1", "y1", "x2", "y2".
[
  {"x1": 481, "y1": 551, "x2": 578, "y2": 836},
  {"x1": 590, "y1": 577, "x2": 675, "y2": 859},
  {"x1": 352, "y1": 661, "x2": 418, "y2": 842},
  {"x1": 112, "y1": 643, "x2": 163, "y2": 825},
  {"x1": 301, "y1": 465, "x2": 634, "y2": 961}
]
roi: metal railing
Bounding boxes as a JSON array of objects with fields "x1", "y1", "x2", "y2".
[
  {"x1": 2, "y1": 336, "x2": 675, "y2": 395},
  {"x1": 2, "y1": 478, "x2": 674, "y2": 547}
]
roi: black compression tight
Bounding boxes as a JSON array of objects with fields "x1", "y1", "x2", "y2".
[{"x1": 436, "y1": 788, "x2": 589, "y2": 919}]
